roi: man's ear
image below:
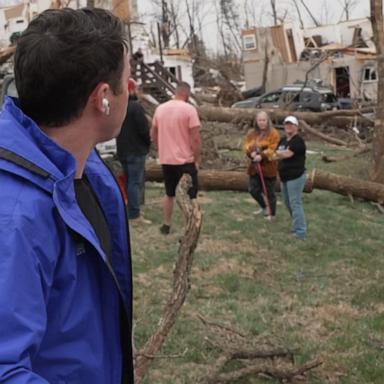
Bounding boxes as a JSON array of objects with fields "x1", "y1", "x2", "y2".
[{"x1": 91, "y1": 82, "x2": 110, "y2": 114}]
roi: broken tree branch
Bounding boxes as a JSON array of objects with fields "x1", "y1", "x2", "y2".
[
  {"x1": 134, "y1": 174, "x2": 203, "y2": 383},
  {"x1": 300, "y1": 120, "x2": 349, "y2": 146},
  {"x1": 198, "y1": 106, "x2": 372, "y2": 129},
  {"x1": 210, "y1": 358, "x2": 322, "y2": 383}
]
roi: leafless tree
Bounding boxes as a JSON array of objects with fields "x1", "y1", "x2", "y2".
[
  {"x1": 181, "y1": 0, "x2": 211, "y2": 58},
  {"x1": 219, "y1": 0, "x2": 242, "y2": 52},
  {"x1": 338, "y1": 0, "x2": 359, "y2": 21},
  {"x1": 242, "y1": 0, "x2": 264, "y2": 28},
  {"x1": 168, "y1": 0, "x2": 181, "y2": 48},
  {"x1": 214, "y1": 0, "x2": 229, "y2": 57},
  {"x1": 291, "y1": 0, "x2": 304, "y2": 28},
  {"x1": 270, "y1": 0, "x2": 278, "y2": 25},
  {"x1": 160, "y1": 0, "x2": 171, "y2": 48},
  {"x1": 320, "y1": 0, "x2": 331, "y2": 24},
  {"x1": 299, "y1": 0, "x2": 320, "y2": 26}
]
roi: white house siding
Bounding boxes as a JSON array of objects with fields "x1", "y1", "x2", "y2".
[{"x1": 303, "y1": 18, "x2": 374, "y2": 50}]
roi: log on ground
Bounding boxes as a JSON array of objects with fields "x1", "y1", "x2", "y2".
[
  {"x1": 198, "y1": 106, "x2": 372, "y2": 129},
  {"x1": 145, "y1": 164, "x2": 314, "y2": 192},
  {"x1": 146, "y1": 164, "x2": 384, "y2": 203}
]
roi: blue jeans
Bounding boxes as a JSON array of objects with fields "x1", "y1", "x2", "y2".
[
  {"x1": 281, "y1": 173, "x2": 307, "y2": 238},
  {"x1": 120, "y1": 154, "x2": 146, "y2": 219}
]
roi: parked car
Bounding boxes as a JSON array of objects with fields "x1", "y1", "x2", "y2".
[
  {"x1": 231, "y1": 96, "x2": 261, "y2": 109},
  {"x1": 232, "y1": 84, "x2": 339, "y2": 112}
]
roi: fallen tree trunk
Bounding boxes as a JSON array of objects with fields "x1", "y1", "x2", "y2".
[
  {"x1": 146, "y1": 163, "x2": 315, "y2": 192},
  {"x1": 198, "y1": 106, "x2": 372, "y2": 129},
  {"x1": 146, "y1": 164, "x2": 384, "y2": 203},
  {"x1": 146, "y1": 164, "x2": 251, "y2": 192},
  {"x1": 311, "y1": 169, "x2": 384, "y2": 203}
]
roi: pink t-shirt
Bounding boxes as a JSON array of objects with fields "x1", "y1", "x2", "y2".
[{"x1": 153, "y1": 99, "x2": 201, "y2": 165}]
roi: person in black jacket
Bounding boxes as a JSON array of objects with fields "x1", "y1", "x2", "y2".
[
  {"x1": 117, "y1": 79, "x2": 151, "y2": 224},
  {"x1": 275, "y1": 116, "x2": 307, "y2": 239}
]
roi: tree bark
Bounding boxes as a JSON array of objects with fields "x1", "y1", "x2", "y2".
[
  {"x1": 145, "y1": 164, "x2": 384, "y2": 203},
  {"x1": 370, "y1": 0, "x2": 384, "y2": 183},
  {"x1": 198, "y1": 106, "x2": 371, "y2": 129},
  {"x1": 134, "y1": 175, "x2": 203, "y2": 383},
  {"x1": 270, "y1": 0, "x2": 278, "y2": 25}
]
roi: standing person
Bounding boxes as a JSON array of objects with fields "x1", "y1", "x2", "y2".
[
  {"x1": 151, "y1": 82, "x2": 201, "y2": 235},
  {"x1": 275, "y1": 116, "x2": 307, "y2": 239},
  {"x1": 117, "y1": 78, "x2": 151, "y2": 224},
  {"x1": 243, "y1": 111, "x2": 280, "y2": 218},
  {"x1": 0, "y1": 8, "x2": 134, "y2": 383}
]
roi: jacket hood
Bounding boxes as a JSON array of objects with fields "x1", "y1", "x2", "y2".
[{"x1": 0, "y1": 97, "x2": 77, "y2": 186}]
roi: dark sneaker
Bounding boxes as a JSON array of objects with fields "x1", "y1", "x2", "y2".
[{"x1": 160, "y1": 224, "x2": 170, "y2": 235}]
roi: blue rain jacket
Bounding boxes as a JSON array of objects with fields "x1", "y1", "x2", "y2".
[{"x1": 0, "y1": 97, "x2": 133, "y2": 383}]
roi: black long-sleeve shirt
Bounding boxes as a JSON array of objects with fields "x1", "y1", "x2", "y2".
[{"x1": 116, "y1": 96, "x2": 150, "y2": 158}]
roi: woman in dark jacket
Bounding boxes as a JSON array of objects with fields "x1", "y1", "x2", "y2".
[{"x1": 275, "y1": 116, "x2": 307, "y2": 239}]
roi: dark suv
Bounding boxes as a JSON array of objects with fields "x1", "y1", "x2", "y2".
[{"x1": 232, "y1": 84, "x2": 338, "y2": 112}]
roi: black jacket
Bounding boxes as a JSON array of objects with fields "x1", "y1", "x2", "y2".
[{"x1": 116, "y1": 96, "x2": 150, "y2": 158}]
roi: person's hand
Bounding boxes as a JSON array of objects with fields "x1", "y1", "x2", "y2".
[{"x1": 251, "y1": 153, "x2": 262, "y2": 162}]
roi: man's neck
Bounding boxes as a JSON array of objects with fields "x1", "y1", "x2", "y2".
[
  {"x1": 174, "y1": 95, "x2": 187, "y2": 102},
  {"x1": 41, "y1": 121, "x2": 94, "y2": 179}
]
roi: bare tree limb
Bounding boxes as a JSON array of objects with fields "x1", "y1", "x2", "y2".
[
  {"x1": 300, "y1": 120, "x2": 349, "y2": 146},
  {"x1": 134, "y1": 175, "x2": 203, "y2": 383}
]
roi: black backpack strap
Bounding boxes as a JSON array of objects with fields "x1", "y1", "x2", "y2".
[{"x1": 0, "y1": 147, "x2": 50, "y2": 179}]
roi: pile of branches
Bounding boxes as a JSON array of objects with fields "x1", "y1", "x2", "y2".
[{"x1": 198, "y1": 314, "x2": 322, "y2": 383}]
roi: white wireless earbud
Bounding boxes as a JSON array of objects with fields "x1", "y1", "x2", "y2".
[{"x1": 102, "y1": 98, "x2": 110, "y2": 115}]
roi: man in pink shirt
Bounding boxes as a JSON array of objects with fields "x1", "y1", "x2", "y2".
[{"x1": 151, "y1": 82, "x2": 201, "y2": 234}]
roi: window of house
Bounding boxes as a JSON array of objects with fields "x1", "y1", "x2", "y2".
[
  {"x1": 243, "y1": 34, "x2": 257, "y2": 51},
  {"x1": 363, "y1": 67, "x2": 377, "y2": 82}
]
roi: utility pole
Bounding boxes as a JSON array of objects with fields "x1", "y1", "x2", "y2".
[{"x1": 157, "y1": 22, "x2": 164, "y2": 63}]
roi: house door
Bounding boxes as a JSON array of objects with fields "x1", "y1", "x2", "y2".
[{"x1": 335, "y1": 67, "x2": 350, "y2": 97}]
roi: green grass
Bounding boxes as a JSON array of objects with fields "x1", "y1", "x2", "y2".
[{"x1": 131, "y1": 142, "x2": 384, "y2": 383}]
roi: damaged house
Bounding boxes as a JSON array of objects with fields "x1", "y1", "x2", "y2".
[{"x1": 242, "y1": 18, "x2": 377, "y2": 102}]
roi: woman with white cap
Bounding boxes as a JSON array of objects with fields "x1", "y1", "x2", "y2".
[{"x1": 275, "y1": 116, "x2": 307, "y2": 239}]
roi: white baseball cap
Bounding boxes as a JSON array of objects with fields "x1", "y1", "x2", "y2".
[{"x1": 283, "y1": 116, "x2": 299, "y2": 126}]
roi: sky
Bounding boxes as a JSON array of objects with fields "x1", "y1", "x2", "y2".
[{"x1": 137, "y1": 0, "x2": 371, "y2": 52}]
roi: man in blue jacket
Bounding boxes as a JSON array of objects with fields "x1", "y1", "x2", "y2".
[{"x1": 0, "y1": 8, "x2": 133, "y2": 383}]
